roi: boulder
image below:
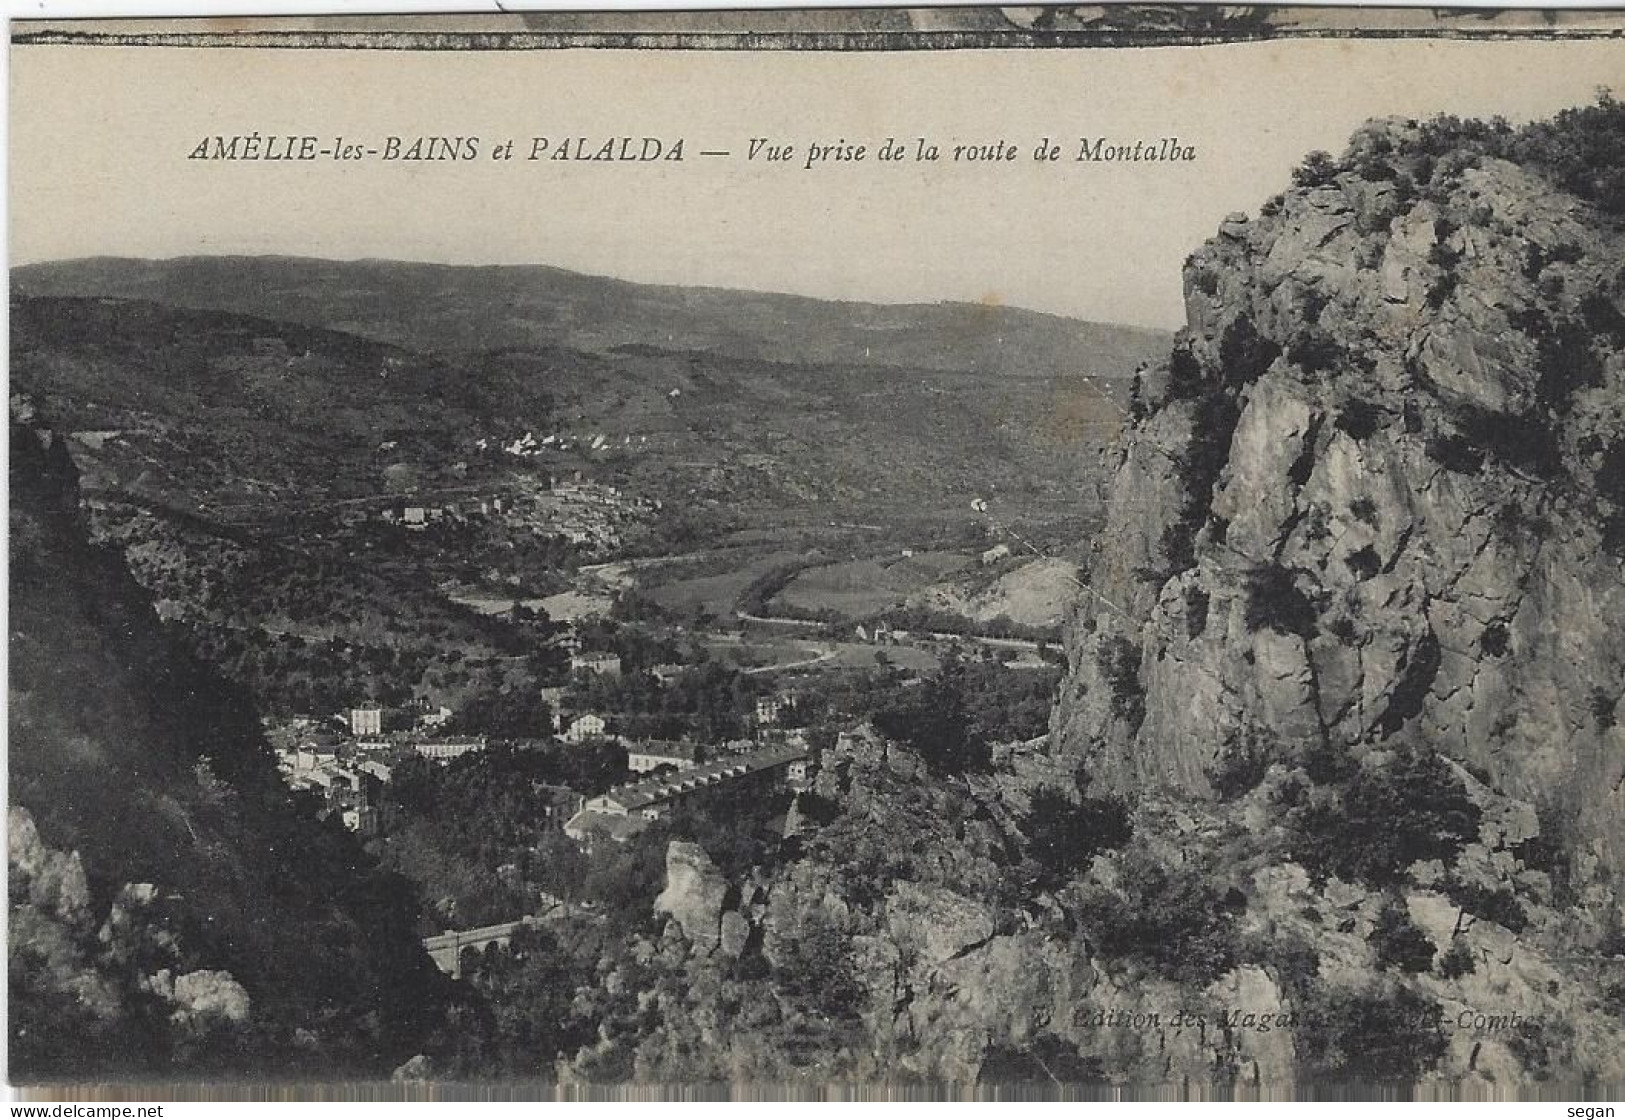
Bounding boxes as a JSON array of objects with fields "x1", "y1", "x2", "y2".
[
  {"x1": 653, "y1": 841, "x2": 728, "y2": 954},
  {"x1": 718, "y1": 910, "x2": 751, "y2": 959},
  {"x1": 884, "y1": 881, "x2": 995, "y2": 965}
]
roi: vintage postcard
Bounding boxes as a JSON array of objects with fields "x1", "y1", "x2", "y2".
[{"x1": 7, "y1": 6, "x2": 1625, "y2": 1102}]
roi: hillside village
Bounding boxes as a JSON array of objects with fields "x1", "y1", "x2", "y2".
[
  {"x1": 255, "y1": 560, "x2": 1059, "y2": 973},
  {"x1": 267, "y1": 656, "x2": 815, "y2": 853},
  {"x1": 339, "y1": 474, "x2": 653, "y2": 555}
]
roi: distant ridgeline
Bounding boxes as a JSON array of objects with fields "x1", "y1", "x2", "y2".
[{"x1": 7, "y1": 262, "x2": 1167, "y2": 530}]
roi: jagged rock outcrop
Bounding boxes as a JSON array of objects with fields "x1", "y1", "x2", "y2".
[
  {"x1": 654, "y1": 841, "x2": 731, "y2": 954},
  {"x1": 883, "y1": 881, "x2": 996, "y2": 965},
  {"x1": 630, "y1": 650, "x2": 1625, "y2": 1087},
  {"x1": 1051, "y1": 118, "x2": 1625, "y2": 905},
  {"x1": 635, "y1": 733, "x2": 1322, "y2": 1087}
]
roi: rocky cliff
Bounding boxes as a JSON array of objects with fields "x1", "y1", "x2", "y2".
[
  {"x1": 578, "y1": 730, "x2": 1282, "y2": 1086},
  {"x1": 1051, "y1": 114, "x2": 1625, "y2": 905},
  {"x1": 596, "y1": 108, "x2": 1625, "y2": 1093}
]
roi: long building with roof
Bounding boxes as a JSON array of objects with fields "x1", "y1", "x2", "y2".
[{"x1": 564, "y1": 740, "x2": 810, "y2": 844}]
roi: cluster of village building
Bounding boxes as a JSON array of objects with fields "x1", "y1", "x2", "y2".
[
  {"x1": 269, "y1": 654, "x2": 809, "y2": 848},
  {"x1": 271, "y1": 703, "x2": 490, "y2": 835},
  {"x1": 355, "y1": 475, "x2": 655, "y2": 553}
]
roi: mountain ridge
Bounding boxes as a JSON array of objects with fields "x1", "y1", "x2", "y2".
[
  {"x1": 9, "y1": 286, "x2": 1141, "y2": 530},
  {"x1": 12, "y1": 254, "x2": 1171, "y2": 378}
]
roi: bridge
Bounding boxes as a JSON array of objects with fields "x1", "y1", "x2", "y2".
[{"x1": 421, "y1": 897, "x2": 565, "y2": 978}]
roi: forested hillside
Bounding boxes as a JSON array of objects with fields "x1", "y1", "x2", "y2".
[{"x1": 8, "y1": 404, "x2": 453, "y2": 1079}]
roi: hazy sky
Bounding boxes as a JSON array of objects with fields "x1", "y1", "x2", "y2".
[{"x1": 10, "y1": 37, "x2": 1624, "y2": 328}]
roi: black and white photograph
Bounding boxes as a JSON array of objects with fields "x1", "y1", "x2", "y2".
[{"x1": 6, "y1": 6, "x2": 1625, "y2": 1102}]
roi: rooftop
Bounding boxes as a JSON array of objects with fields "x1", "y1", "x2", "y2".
[
  {"x1": 601, "y1": 740, "x2": 809, "y2": 811},
  {"x1": 627, "y1": 739, "x2": 704, "y2": 762},
  {"x1": 564, "y1": 809, "x2": 650, "y2": 843}
]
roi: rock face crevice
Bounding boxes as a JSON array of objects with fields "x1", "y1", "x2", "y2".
[{"x1": 1050, "y1": 121, "x2": 1625, "y2": 900}]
